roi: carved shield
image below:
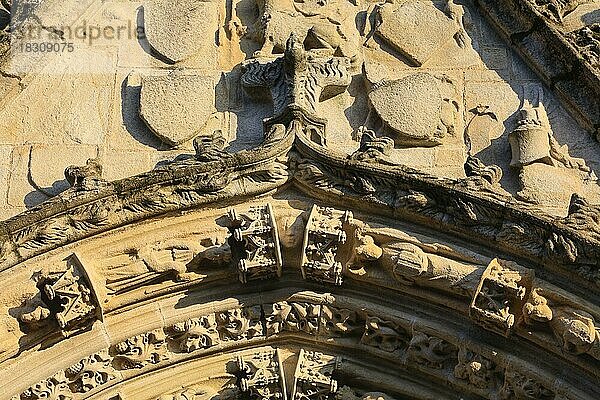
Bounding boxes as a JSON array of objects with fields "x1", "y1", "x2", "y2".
[
  {"x1": 140, "y1": 73, "x2": 216, "y2": 146},
  {"x1": 143, "y1": 0, "x2": 218, "y2": 63}
]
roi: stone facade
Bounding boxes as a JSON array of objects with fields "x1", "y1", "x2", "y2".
[{"x1": 0, "y1": 0, "x2": 599, "y2": 399}]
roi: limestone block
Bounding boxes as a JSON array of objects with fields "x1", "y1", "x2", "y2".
[
  {"x1": 517, "y1": 163, "x2": 584, "y2": 211},
  {"x1": 140, "y1": 73, "x2": 217, "y2": 146},
  {"x1": 375, "y1": 1, "x2": 457, "y2": 66},
  {"x1": 101, "y1": 149, "x2": 154, "y2": 181},
  {"x1": 368, "y1": 73, "x2": 443, "y2": 146},
  {"x1": 144, "y1": 0, "x2": 219, "y2": 63}
]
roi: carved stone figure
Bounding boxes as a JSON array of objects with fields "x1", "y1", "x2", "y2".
[
  {"x1": 242, "y1": 33, "x2": 352, "y2": 127},
  {"x1": 16, "y1": 263, "x2": 101, "y2": 337},
  {"x1": 64, "y1": 158, "x2": 104, "y2": 190},
  {"x1": 228, "y1": 204, "x2": 283, "y2": 283},
  {"x1": 454, "y1": 349, "x2": 501, "y2": 390}
]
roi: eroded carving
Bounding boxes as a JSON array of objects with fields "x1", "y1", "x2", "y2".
[
  {"x1": 16, "y1": 262, "x2": 100, "y2": 337},
  {"x1": 407, "y1": 331, "x2": 458, "y2": 369},
  {"x1": 470, "y1": 259, "x2": 532, "y2": 336},
  {"x1": 168, "y1": 315, "x2": 220, "y2": 352},
  {"x1": 216, "y1": 306, "x2": 264, "y2": 341},
  {"x1": 360, "y1": 316, "x2": 409, "y2": 353},
  {"x1": 364, "y1": 73, "x2": 461, "y2": 147},
  {"x1": 500, "y1": 369, "x2": 555, "y2": 400},
  {"x1": 530, "y1": 0, "x2": 592, "y2": 23},
  {"x1": 454, "y1": 348, "x2": 502, "y2": 390},
  {"x1": 566, "y1": 23, "x2": 600, "y2": 70},
  {"x1": 64, "y1": 158, "x2": 105, "y2": 191},
  {"x1": 265, "y1": 302, "x2": 321, "y2": 336}
]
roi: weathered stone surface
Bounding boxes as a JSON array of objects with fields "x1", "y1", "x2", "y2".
[
  {"x1": 368, "y1": 73, "x2": 443, "y2": 146},
  {"x1": 139, "y1": 73, "x2": 217, "y2": 146},
  {"x1": 375, "y1": 1, "x2": 457, "y2": 66},
  {"x1": 143, "y1": 0, "x2": 219, "y2": 63},
  {"x1": 0, "y1": 1, "x2": 598, "y2": 399}
]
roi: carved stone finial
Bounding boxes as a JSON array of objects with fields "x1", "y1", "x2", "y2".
[
  {"x1": 470, "y1": 259, "x2": 533, "y2": 336},
  {"x1": 292, "y1": 349, "x2": 340, "y2": 400}
]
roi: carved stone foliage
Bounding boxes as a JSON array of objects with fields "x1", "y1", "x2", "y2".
[
  {"x1": 301, "y1": 206, "x2": 352, "y2": 285},
  {"x1": 167, "y1": 315, "x2": 220, "y2": 353},
  {"x1": 111, "y1": 329, "x2": 169, "y2": 369},
  {"x1": 292, "y1": 349, "x2": 340, "y2": 400},
  {"x1": 360, "y1": 316, "x2": 410, "y2": 353},
  {"x1": 407, "y1": 331, "x2": 458, "y2": 370},
  {"x1": 453, "y1": 348, "x2": 502, "y2": 390},
  {"x1": 20, "y1": 349, "x2": 118, "y2": 399},
  {"x1": 16, "y1": 262, "x2": 101, "y2": 338},
  {"x1": 529, "y1": 0, "x2": 591, "y2": 23},
  {"x1": 470, "y1": 259, "x2": 533, "y2": 336},
  {"x1": 265, "y1": 302, "x2": 321, "y2": 336},
  {"x1": 13, "y1": 297, "x2": 569, "y2": 400},
  {"x1": 228, "y1": 204, "x2": 283, "y2": 283},
  {"x1": 216, "y1": 306, "x2": 264, "y2": 341},
  {"x1": 566, "y1": 23, "x2": 600, "y2": 70},
  {"x1": 237, "y1": 348, "x2": 286, "y2": 400},
  {"x1": 500, "y1": 369, "x2": 555, "y2": 400}
]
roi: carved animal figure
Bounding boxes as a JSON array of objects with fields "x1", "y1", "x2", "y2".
[{"x1": 64, "y1": 158, "x2": 104, "y2": 189}]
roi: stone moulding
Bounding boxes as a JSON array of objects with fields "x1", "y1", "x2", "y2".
[
  {"x1": 10, "y1": 293, "x2": 596, "y2": 400},
  {"x1": 1, "y1": 115, "x2": 600, "y2": 297},
  {"x1": 474, "y1": 0, "x2": 600, "y2": 137}
]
